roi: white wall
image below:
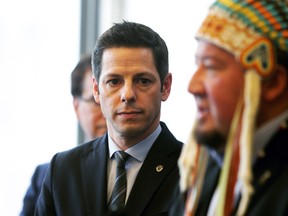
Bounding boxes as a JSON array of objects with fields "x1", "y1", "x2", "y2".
[{"x1": 0, "y1": 1, "x2": 80, "y2": 215}]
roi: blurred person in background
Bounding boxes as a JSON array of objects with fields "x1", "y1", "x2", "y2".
[{"x1": 20, "y1": 54, "x2": 107, "y2": 216}]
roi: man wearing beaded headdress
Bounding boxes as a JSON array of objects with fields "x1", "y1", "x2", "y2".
[{"x1": 170, "y1": 1, "x2": 288, "y2": 216}]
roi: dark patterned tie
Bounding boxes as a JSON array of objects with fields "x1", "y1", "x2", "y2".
[{"x1": 109, "y1": 151, "x2": 129, "y2": 211}]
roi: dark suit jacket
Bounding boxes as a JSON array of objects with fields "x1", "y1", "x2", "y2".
[
  {"x1": 170, "y1": 119, "x2": 288, "y2": 216},
  {"x1": 35, "y1": 122, "x2": 183, "y2": 216},
  {"x1": 20, "y1": 163, "x2": 49, "y2": 216}
]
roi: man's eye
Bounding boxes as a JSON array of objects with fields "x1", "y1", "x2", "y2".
[
  {"x1": 107, "y1": 79, "x2": 121, "y2": 86},
  {"x1": 205, "y1": 65, "x2": 216, "y2": 70},
  {"x1": 203, "y1": 64, "x2": 220, "y2": 71},
  {"x1": 137, "y1": 78, "x2": 151, "y2": 85}
]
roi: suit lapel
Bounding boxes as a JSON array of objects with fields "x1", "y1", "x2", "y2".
[
  {"x1": 80, "y1": 135, "x2": 109, "y2": 216},
  {"x1": 126, "y1": 148, "x2": 175, "y2": 215},
  {"x1": 125, "y1": 123, "x2": 181, "y2": 215}
]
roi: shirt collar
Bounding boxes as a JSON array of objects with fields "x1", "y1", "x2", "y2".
[
  {"x1": 108, "y1": 124, "x2": 162, "y2": 162},
  {"x1": 210, "y1": 110, "x2": 288, "y2": 167},
  {"x1": 253, "y1": 110, "x2": 288, "y2": 158}
]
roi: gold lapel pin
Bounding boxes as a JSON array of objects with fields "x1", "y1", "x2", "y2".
[{"x1": 156, "y1": 165, "x2": 164, "y2": 172}]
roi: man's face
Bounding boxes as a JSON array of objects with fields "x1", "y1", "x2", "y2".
[
  {"x1": 188, "y1": 40, "x2": 245, "y2": 150},
  {"x1": 93, "y1": 47, "x2": 171, "y2": 146},
  {"x1": 75, "y1": 70, "x2": 107, "y2": 140}
]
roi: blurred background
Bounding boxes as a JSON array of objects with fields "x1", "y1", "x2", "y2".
[{"x1": 0, "y1": 0, "x2": 213, "y2": 215}]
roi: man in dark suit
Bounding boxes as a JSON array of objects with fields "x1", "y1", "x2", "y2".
[
  {"x1": 20, "y1": 55, "x2": 107, "y2": 216},
  {"x1": 35, "y1": 21, "x2": 183, "y2": 216},
  {"x1": 171, "y1": 1, "x2": 288, "y2": 216}
]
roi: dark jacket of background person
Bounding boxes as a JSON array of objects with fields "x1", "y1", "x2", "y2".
[
  {"x1": 20, "y1": 164, "x2": 48, "y2": 216},
  {"x1": 20, "y1": 55, "x2": 107, "y2": 216}
]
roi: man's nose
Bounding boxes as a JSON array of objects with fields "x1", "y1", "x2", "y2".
[{"x1": 120, "y1": 82, "x2": 136, "y2": 103}]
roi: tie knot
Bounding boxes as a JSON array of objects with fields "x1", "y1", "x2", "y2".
[{"x1": 114, "y1": 151, "x2": 129, "y2": 168}]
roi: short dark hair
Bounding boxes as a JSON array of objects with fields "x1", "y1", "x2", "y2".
[
  {"x1": 91, "y1": 21, "x2": 169, "y2": 88},
  {"x1": 71, "y1": 54, "x2": 92, "y2": 97}
]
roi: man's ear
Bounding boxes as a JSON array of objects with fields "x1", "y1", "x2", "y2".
[
  {"x1": 161, "y1": 73, "x2": 172, "y2": 102},
  {"x1": 92, "y1": 76, "x2": 101, "y2": 104},
  {"x1": 262, "y1": 65, "x2": 287, "y2": 102},
  {"x1": 73, "y1": 97, "x2": 80, "y2": 119}
]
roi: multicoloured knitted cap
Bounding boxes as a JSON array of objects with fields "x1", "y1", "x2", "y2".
[{"x1": 179, "y1": 1, "x2": 288, "y2": 216}]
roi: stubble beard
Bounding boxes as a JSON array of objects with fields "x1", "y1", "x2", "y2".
[{"x1": 193, "y1": 128, "x2": 226, "y2": 152}]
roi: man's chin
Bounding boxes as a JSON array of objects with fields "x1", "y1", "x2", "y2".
[{"x1": 193, "y1": 128, "x2": 226, "y2": 152}]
